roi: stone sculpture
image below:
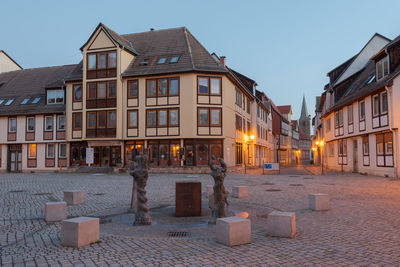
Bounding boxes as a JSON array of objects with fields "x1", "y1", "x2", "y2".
[
  {"x1": 209, "y1": 155, "x2": 229, "y2": 224},
  {"x1": 130, "y1": 154, "x2": 152, "y2": 225}
]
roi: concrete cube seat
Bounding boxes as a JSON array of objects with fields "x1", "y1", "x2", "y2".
[
  {"x1": 266, "y1": 211, "x2": 296, "y2": 238},
  {"x1": 45, "y1": 201, "x2": 67, "y2": 222},
  {"x1": 61, "y1": 217, "x2": 99, "y2": 248},
  {"x1": 216, "y1": 216, "x2": 251, "y2": 246},
  {"x1": 232, "y1": 186, "x2": 248, "y2": 198},
  {"x1": 309, "y1": 193, "x2": 330, "y2": 211},
  {"x1": 63, "y1": 190, "x2": 84, "y2": 205}
]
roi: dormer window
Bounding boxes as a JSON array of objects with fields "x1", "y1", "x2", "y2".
[
  {"x1": 376, "y1": 56, "x2": 389, "y2": 80},
  {"x1": 47, "y1": 89, "x2": 64, "y2": 104}
]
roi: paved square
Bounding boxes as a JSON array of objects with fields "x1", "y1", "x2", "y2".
[{"x1": 1, "y1": 167, "x2": 400, "y2": 266}]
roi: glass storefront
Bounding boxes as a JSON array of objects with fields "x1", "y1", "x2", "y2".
[{"x1": 184, "y1": 139, "x2": 223, "y2": 166}]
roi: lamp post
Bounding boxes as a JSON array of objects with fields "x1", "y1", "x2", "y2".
[
  {"x1": 243, "y1": 134, "x2": 255, "y2": 174},
  {"x1": 316, "y1": 141, "x2": 324, "y2": 175}
]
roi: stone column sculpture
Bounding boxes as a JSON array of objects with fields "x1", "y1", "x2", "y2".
[
  {"x1": 209, "y1": 155, "x2": 229, "y2": 224},
  {"x1": 129, "y1": 154, "x2": 152, "y2": 225}
]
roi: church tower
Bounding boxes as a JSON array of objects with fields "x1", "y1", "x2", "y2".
[{"x1": 299, "y1": 95, "x2": 311, "y2": 136}]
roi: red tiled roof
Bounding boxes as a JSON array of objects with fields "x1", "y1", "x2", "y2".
[{"x1": 277, "y1": 105, "x2": 291, "y2": 114}]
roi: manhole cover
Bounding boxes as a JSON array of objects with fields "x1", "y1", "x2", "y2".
[
  {"x1": 263, "y1": 182, "x2": 275, "y2": 185},
  {"x1": 34, "y1": 192, "x2": 53, "y2": 196},
  {"x1": 94, "y1": 193, "x2": 105, "y2": 196},
  {"x1": 168, "y1": 231, "x2": 190, "y2": 238},
  {"x1": 303, "y1": 177, "x2": 314, "y2": 180},
  {"x1": 266, "y1": 189, "x2": 281, "y2": 192},
  {"x1": 9, "y1": 190, "x2": 25, "y2": 193},
  {"x1": 289, "y1": 184, "x2": 304, "y2": 186},
  {"x1": 289, "y1": 175, "x2": 299, "y2": 177}
]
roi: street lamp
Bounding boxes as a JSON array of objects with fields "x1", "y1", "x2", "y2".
[
  {"x1": 243, "y1": 134, "x2": 255, "y2": 174},
  {"x1": 315, "y1": 140, "x2": 324, "y2": 175}
]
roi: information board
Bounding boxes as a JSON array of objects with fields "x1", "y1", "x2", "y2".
[
  {"x1": 263, "y1": 162, "x2": 279, "y2": 171},
  {"x1": 86, "y1": 148, "x2": 94, "y2": 165}
]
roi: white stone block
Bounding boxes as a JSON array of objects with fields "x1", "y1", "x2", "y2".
[
  {"x1": 63, "y1": 190, "x2": 84, "y2": 205},
  {"x1": 309, "y1": 193, "x2": 330, "y2": 211},
  {"x1": 61, "y1": 217, "x2": 99, "y2": 248},
  {"x1": 232, "y1": 186, "x2": 248, "y2": 198},
  {"x1": 44, "y1": 201, "x2": 67, "y2": 222},
  {"x1": 266, "y1": 211, "x2": 296, "y2": 238},
  {"x1": 216, "y1": 216, "x2": 251, "y2": 246}
]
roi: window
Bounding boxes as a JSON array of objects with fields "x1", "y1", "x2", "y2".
[
  {"x1": 348, "y1": 105, "x2": 353, "y2": 124},
  {"x1": 21, "y1": 98, "x2": 30, "y2": 105},
  {"x1": 87, "y1": 112, "x2": 96, "y2": 128},
  {"x1": 45, "y1": 116, "x2": 53, "y2": 131},
  {"x1": 5, "y1": 99, "x2": 14, "y2": 105},
  {"x1": 210, "y1": 78, "x2": 221, "y2": 95},
  {"x1": 147, "y1": 80, "x2": 156, "y2": 97},
  {"x1": 235, "y1": 114, "x2": 243, "y2": 131},
  {"x1": 158, "y1": 110, "x2": 168, "y2": 126},
  {"x1": 47, "y1": 144, "x2": 54, "y2": 158},
  {"x1": 338, "y1": 110, "x2": 343, "y2": 126},
  {"x1": 108, "y1": 81, "x2": 116, "y2": 98},
  {"x1": 235, "y1": 142, "x2": 243, "y2": 164},
  {"x1": 47, "y1": 89, "x2": 64, "y2": 104},
  {"x1": 326, "y1": 118, "x2": 331, "y2": 132},
  {"x1": 97, "y1": 111, "x2": 106, "y2": 128},
  {"x1": 59, "y1": 144, "x2": 67, "y2": 158},
  {"x1": 381, "y1": 92, "x2": 388, "y2": 114},
  {"x1": 247, "y1": 99, "x2": 251, "y2": 114},
  {"x1": 198, "y1": 109, "x2": 209, "y2": 126},
  {"x1": 157, "y1": 57, "x2": 167, "y2": 64},
  {"x1": 27, "y1": 117, "x2": 35, "y2": 132},
  {"x1": 108, "y1": 52, "x2": 117, "y2": 68},
  {"x1": 57, "y1": 115, "x2": 65, "y2": 131},
  {"x1": 376, "y1": 133, "x2": 393, "y2": 167},
  {"x1": 128, "y1": 110, "x2": 138, "y2": 128},
  {"x1": 169, "y1": 79, "x2": 179, "y2": 96},
  {"x1": 373, "y1": 95, "x2": 380, "y2": 116},
  {"x1": 8, "y1": 118, "x2": 16, "y2": 132},
  {"x1": 147, "y1": 110, "x2": 157, "y2": 127},
  {"x1": 98, "y1": 53, "x2": 107, "y2": 69},
  {"x1": 107, "y1": 111, "x2": 116, "y2": 128},
  {"x1": 198, "y1": 77, "x2": 209, "y2": 95},
  {"x1": 211, "y1": 109, "x2": 221, "y2": 126},
  {"x1": 362, "y1": 136, "x2": 369, "y2": 156},
  {"x1": 0, "y1": 99, "x2": 4, "y2": 105},
  {"x1": 73, "y1": 84, "x2": 82, "y2": 101},
  {"x1": 169, "y1": 56, "x2": 180, "y2": 63},
  {"x1": 72, "y1": 113, "x2": 82, "y2": 130},
  {"x1": 32, "y1": 97, "x2": 40, "y2": 104},
  {"x1": 359, "y1": 101, "x2": 365, "y2": 120},
  {"x1": 328, "y1": 143, "x2": 334, "y2": 157},
  {"x1": 28, "y1": 144, "x2": 36, "y2": 159},
  {"x1": 235, "y1": 89, "x2": 242, "y2": 107},
  {"x1": 128, "y1": 80, "x2": 138, "y2": 98},
  {"x1": 88, "y1": 54, "x2": 96, "y2": 70},
  {"x1": 97, "y1": 83, "x2": 106, "y2": 98},
  {"x1": 158, "y1": 79, "x2": 168, "y2": 96},
  {"x1": 376, "y1": 56, "x2": 389, "y2": 80},
  {"x1": 169, "y1": 109, "x2": 179, "y2": 126},
  {"x1": 87, "y1": 83, "x2": 97, "y2": 99}
]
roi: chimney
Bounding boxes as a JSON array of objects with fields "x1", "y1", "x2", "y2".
[{"x1": 220, "y1": 56, "x2": 226, "y2": 67}]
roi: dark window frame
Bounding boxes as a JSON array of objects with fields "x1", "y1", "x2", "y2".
[{"x1": 72, "y1": 112, "x2": 82, "y2": 130}]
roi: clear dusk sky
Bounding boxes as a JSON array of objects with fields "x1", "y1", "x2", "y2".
[{"x1": 2, "y1": 0, "x2": 400, "y2": 120}]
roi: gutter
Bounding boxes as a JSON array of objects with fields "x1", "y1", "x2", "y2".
[{"x1": 385, "y1": 84, "x2": 398, "y2": 179}]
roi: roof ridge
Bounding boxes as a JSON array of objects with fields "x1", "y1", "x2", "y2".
[
  {"x1": 121, "y1": 26, "x2": 186, "y2": 37},
  {"x1": 183, "y1": 27, "x2": 195, "y2": 70}
]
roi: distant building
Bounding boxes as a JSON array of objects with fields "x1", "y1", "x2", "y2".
[
  {"x1": 0, "y1": 50, "x2": 22, "y2": 73},
  {"x1": 299, "y1": 95, "x2": 310, "y2": 136}
]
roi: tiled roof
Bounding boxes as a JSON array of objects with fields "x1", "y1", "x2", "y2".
[
  {"x1": 0, "y1": 64, "x2": 76, "y2": 116},
  {"x1": 277, "y1": 105, "x2": 291, "y2": 114}
]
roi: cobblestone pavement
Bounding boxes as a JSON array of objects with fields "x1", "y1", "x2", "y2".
[{"x1": 2, "y1": 167, "x2": 400, "y2": 266}]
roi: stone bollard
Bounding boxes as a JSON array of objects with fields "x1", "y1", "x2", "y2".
[
  {"x1": 63, "y1": 190, "x2": 84, "y2": 205},
  {"x1": 309, "y1": 193, "x2": 330, "y2": 211},
  {"x1": 266, "y1": 211, "x2": 296, "y2": 238},
  {"x1": 232, "y1": 186, "x2": 248, "y2": 198},
  {"x1": 61, "y1": 217, "x2": 99, "y2": 248},
  {"x1": 44, "y1": 201, "x2": 67, "y2": 222},
  {"x1": 216, "y1": 216, "x2": 251, "y2": 246}
]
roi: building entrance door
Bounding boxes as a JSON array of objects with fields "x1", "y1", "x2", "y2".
[
  {"x1": 353, "y1": 140, "x2": 358, "y2": 173},
  {"x1": 8, "y1": 145, "x2": 22, "y2": 172}
]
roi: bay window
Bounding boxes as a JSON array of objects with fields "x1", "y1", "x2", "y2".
[
  {"x1": 146, "y1": 109, "x2": 179, "y2": 128},
  {"x1": 147, "y1": 77, "x2": 180, "y2": 97}
]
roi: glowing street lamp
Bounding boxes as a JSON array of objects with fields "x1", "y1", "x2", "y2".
[
  {"x1": 243, "y1": 134, "x2": 255, "y2": 174},
  {"x1": 315, "y1": 140, "x2": 324, "y2": 175}
]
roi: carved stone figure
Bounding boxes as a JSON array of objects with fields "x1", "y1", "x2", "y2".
[
  {"x1": 209, "y1": 155, "x2": 229, "y2": 224},
  {"x1": 129, "y1": 154, "x2": 152, "y2": 225}
]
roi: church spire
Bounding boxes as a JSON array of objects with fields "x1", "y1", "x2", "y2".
[{"x1": 300, "y1": 95, "x2": 309, "y2": 120}]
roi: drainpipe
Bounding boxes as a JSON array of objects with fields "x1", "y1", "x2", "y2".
[{"x1": 385, "y1": 85, "x2": 398, "y2": 179}]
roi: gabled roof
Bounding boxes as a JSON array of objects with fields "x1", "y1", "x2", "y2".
[
  {"x1": 80, "y1": 23, "x2": 139, "y2": 55},
  {"x1": 0, "y1": 64, "x2": 76, "y2": 116},
  {"x1": 121, "y1": 27, "x2": 227, "y2": 77},
  {"x1": 332, "y1": 33, "x2": 390, "y2": 86},
  {"x1": 277, "y1": 105, "x2": 292, "y2": 115}
]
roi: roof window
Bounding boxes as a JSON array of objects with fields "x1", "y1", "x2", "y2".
[
  {"x1": 32, "y1": 97, "x2": 40, "y2": 104},
  {"x1": 21, "y1": 98, "x2": 30, "y2": 105},
  {"x1": 169, "y1": 56, "x2": 180, "y2": 63},
  {"x1": 0, "y1": 99, "x2": 4, "y2": 105},
  {"x1": 157, "y1": 57, "x2": 167, "y2": 64},
  {"x1": 5, "y1": 99, "x2": 14, "y2": 106},
  {"x1": 139, "y1": 59, "x2": 149, "y2": 66}
]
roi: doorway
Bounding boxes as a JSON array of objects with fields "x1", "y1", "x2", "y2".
[
  {"x1": 353, "y1": 140, "x2": 358, "y2": 173},
  {"x1": 8, "y1": 144, "x2": 22, "y2": 172}
]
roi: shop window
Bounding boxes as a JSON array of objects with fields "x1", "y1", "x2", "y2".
[
  {"x1": 376, "y1": 133, "x2": 393, "y2": 167},
  {"x1": 196, "y1": 144, "x2": 209, "y2": 166}
]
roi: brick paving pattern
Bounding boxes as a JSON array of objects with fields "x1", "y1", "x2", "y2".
[{"x1": 1, "y1": 167, "x2": 400, "y2": 266}]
